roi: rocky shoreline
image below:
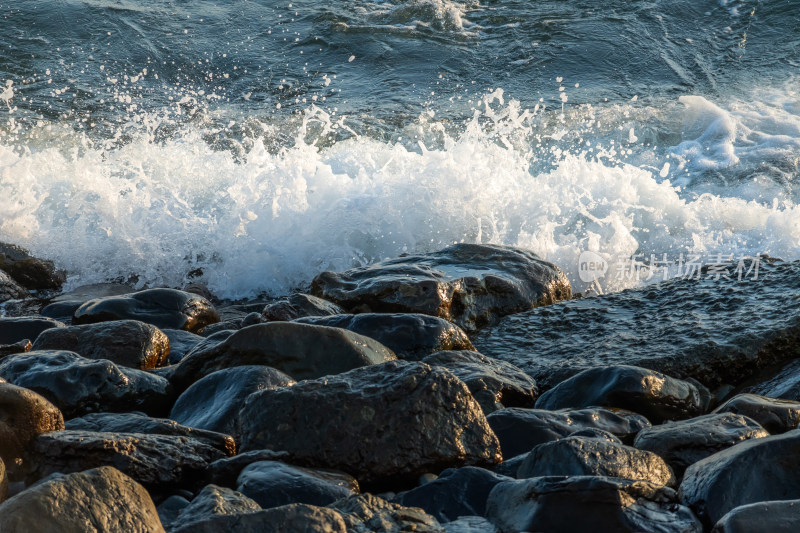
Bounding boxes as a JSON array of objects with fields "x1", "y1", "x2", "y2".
[{"x1": 0, "y1": 241, "x2": 799, "y2": 532}]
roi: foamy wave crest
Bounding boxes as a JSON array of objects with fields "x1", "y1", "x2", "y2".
[{"x1": 1, "y1": 90, "x2": 799, "y2": 299}]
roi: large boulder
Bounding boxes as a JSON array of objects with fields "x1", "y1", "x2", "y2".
[
  {"x1": 393, "y1": 466, "x2": 512, "y2": 522},
  {"x1": 0, "y1": 466, "x2": 165, "y2": 532},
  {"x1": 27, "y1": 430, "x2": 227, "y2": 490},
  {"x1": 0, "y1": 242, "x2": 65, "y2": 291},
  {"x1": 712, "y1": 500, "x2": 800, "y2": 533},
  {"x1": 170, "y1": 366, "x2": 295, "y2": 438},
  {"x1": 634, "y1": 413, "x2": 769, "y2": 476},
  {"x1": 474, "y1": 259, "x2": 800, "y2": 389},
  {"x1": 295, "y1": 314, "x2": 474, "y2": 361},
  {"x1": 66, "y1": 412, "x2": 236, "y2": 456},
  {"x1": 262, "y1": 294, "x2": 344, "y2": 321},
  {"x1": 422, "y1": 351, "x2": 537, "y2": 413},
  {"x1": 486, "y1": 407, "x2": 651, "y2": 459},
  {"x1": 0, "y1": 317, "x2": 64, "y2": 345},
  {"x1": 239, "y1": 361, "x2": 502, "y2": 486},
  {"x1": 330, "y1": 493, "x2": 444, "y2": 533},
  {"x1": 32, "y1": 320, "x2": 170, "y2": 370},
  {"x1": 0, "y1": 351, "x2": 172, "y2": 419},
  {"x1": 535, "y1": 365, "x2": 710, "y2": 424},
  {"x1": 236, "y1": 461, "x2": 358, "y2": 509},
  {"x1": 713, "y1": 393, "x2": 800, "y2": 434},
  {"x1": 0, "y1": 383, "x2": 64, "y2": 479},
  {"x1": 486, "y1": 476, "x2": 701, "y2": 533},
  {"x1": 169, "y1": 503, "x2": 347, "y2": 533},
  {"x1": 310, "y1": 243, "x2": 571, "y2": 332},
  {"x1": 169, "y1": 322, "x2": 395, "y2": 391},
  {"x1": 517, "y1": 435, "x2": 675, "y2": 487},
  {"x1": 0, "y1": 270, "x2": 26, "y2": 303},
  {"x1": 680, "y1": 429, "x2": 800, "y2": 528},
  {"x1": 73, "y1": 288, "x2": 219, "y2": 333},
  {"x1": 162, "y1": 484, "x2": 261, "y2": 532}
]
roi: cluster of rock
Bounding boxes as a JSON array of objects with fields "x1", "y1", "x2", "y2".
[{"x1": 0, "y1": 242, "x2": 799, "y2": 532}]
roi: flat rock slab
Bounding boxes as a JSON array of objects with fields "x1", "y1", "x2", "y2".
[
  {"x1": 295, "y1": 313, "x2": 474, "y2": 361},
  {"x1": 422, "y1": 350, "x2": 537, "y2": 413},
  {"x1": 712, "y1": 500, "x2": 800, "y2": 533},
  {"x1": 713, "y1": 393, "x2": 800, "y2": 434},
  {"x1": 239, "y1": 360, "x2": 501, "y2": 486},
  {"x1": 0, "y1": 466, "x2": 164, "y2": 533},
  {"x1": 28, "y1": 430, "x2": 227, "y2": 490},
  {"x1": 311, "y1": 243, "x2": 571, "y2": 332},
  {"x1": 170, "y1": 366, "x2": 295, "y2": 438},
  {"x1": 474, "y1": 260, "x2": 800, "y2": 389},
  {"x1": 535, "y1": 365, "x2": 710, "y2": 424},
  {"x1": 519, "y1": 435, "x2": 675, "y2": 487},
  {"x1": 680, "y1": 429, "x2": 800, "y2": 528},
  {"x1": 32, "y1": 320, "x2": 170, "y2": 370},
  {"x1": 73, "y1": 288, "x2": 219, "y2": 333},
  {"x1": 170, "y1": 503, "x2": 347, "y2": 533},
  {"x1": 0, "y1": 350, "x2": 171, "y2": 419},
  {"x1": 394, "y1": 466, "x2": 512, "y2": 522},
  {"x1": 0, "y1": 317, "x2": 64, "y2": 345},
  {"x1": 486, "y1": 476, "x2": 702, "y2": 533},
  {"x1": 0, "y1": 383, "x2": 64, "y2": 479},
  {"x1": 486, "y1": 407, "x2": 651, "y2": 459},
  {"x1": 170, "y1": 322, "x2": 396, "y2": 391},
  {"x1": 634, "y1": 413, "x2": 768, "y2": 476},
  {"x1": 66, "y1": 412, "x2": 236, "y2": 456},
  {"x1": 237, "y1": 461, "x2": 358, "y2": 509}
]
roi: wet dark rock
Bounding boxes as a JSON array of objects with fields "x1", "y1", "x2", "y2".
[
  {"x1": 568, "y1": 428, "x2": 622, "y2": 442},
  {"x1": 169, "y1": 503, "x2": 347, "y2": 533},
  {"x1": 73, "y1": 288, "x2": 220, "y2": 333},
  {"x1": 713, "y1": 393, "x2": 800, "y2": 434},
  {"x1": 311, "y1": 243, "x2": 571, "y2": 332},
  {"x1": 486, "y1": 476, "x2": 701, "y2": 533},
  {"x1": 40, "y1": 301, "x2": 83, "y2": 323},
  {"x1": 171, "y1": 366, "x2": 295, "y2": 439},
  {"x1": 66, "y1": 412, "x2": 236, "y2": 456},
  {"x1": 393, "y1": 466, "x2": 512, "y2": 522},
  {"x1": 330, "y1": 493, "x2": 444, "y2": 532},
  {"x1": 491, "y1": 454, "x2": 527, "y2": 478},
  {"x1": 443, "y1": 516, "x2": 497, "y2": 532},
  {"x1": 239, "y1": 361, "x2": 502, "y2": 486},
  {"x1": 205, "y1": 450, "x2": 293, "y2": 488},
  {"x1": 27, "y1": 429, "x2": 227, "y2": 490},
  {"x1": 197, "y1": 322, "x2": 240, "y2": 337},
  {"x1": 0, "y1": 466, "x2": 165, "y2": 532},
  {"x1": 535, "y1": 365, "x2": 711, "y2": 424},
  {"x1": 518, "y1": 435, "x2": 675, "y2": 488},
  {"x1": 236, "y1": 461, "x2": 358, "y2": 510},
  {"x1": 0, "y1": 270, "x2": 26, "y2": 303},
  {"x1": 681, "y1": 429, "x2": 800, "y2": 527},
  {"x1": 0, "y1": 382, "x2": 64, "y2": 480},
  {"x1": 486, "y1": 407, "x2": 651, "y2": 458},
  {"x1": 634, "y1": 413, "x2": 768, "y2": 477},
  {"x1": 0, "y1": 350, "x2": 172, "y2": 419},
  {"x1": 170, "y1": 322, "x2": 395, "y2": 391},
  {"x1": 32, "y1": 320, "x2": 170, "y2": 370},
  {"x1": 163, "y1": 484, "x2": 261, "y2": 532},
  {"x1": 712, "y1": 500, "x2": 800, "y2": 533},
  {"x1": 295, "y1": 313, "x2": 474, "y2": 361},
  {"x1": 474, "y1": 260, "x2": 800, "y2": 389},
  {"x1": 263, "y1": 293, "x2": 344, "y2": 321},
  {"x1": 0, "y1": 317, "x2": 64, "y2": 345},
  {"x1": 747, "y1": 359, "x2": 800, "y2": 401},
  {"x1": 422, "y1": 350, "x2": 537, "y2": 413},
  {"x1": 162, "y1": 329, "x2": 203, "y2": 365},
  {"x1": 0, "y1": 340, "x2": 31, "y2": 358},
  {"x1": 0, "y1": 242, "x2": 65, "y2": 291},
  {"x1": 157, "y1": 495, "x2": 191, "y2": 530}
]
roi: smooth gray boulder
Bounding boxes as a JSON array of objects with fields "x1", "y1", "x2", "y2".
[
  {"x1": 0, "y1": 317, "x2": 64, "y2": 345},
  {"x1": 311, "y1": 243, "x2": 571, "y2": 332},
  {"x1": 712, "y1": 500, "x2": 800, "y2": 533},
  {"x1": 713, "y1": 393, "x2": 800, "y2": 434},
  {"x1": 262, "y1": 294, "x2": 343, "y2": 321},
  {"x1": 237, "y1": 461, "x2": 358, "y2": 509}
]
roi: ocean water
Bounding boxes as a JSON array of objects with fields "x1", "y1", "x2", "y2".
[{"x1": 1, "y1": 0, "x2": 798, "y2": 299}]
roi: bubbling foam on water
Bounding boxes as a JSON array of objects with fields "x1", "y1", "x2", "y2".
[{"x1": 1, "y1": 88, "x2": 799, "y2": 299}]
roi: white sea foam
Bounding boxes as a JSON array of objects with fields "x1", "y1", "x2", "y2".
[{"x1": 1, "y1": 86, "x2": 799, "y2": 299}]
